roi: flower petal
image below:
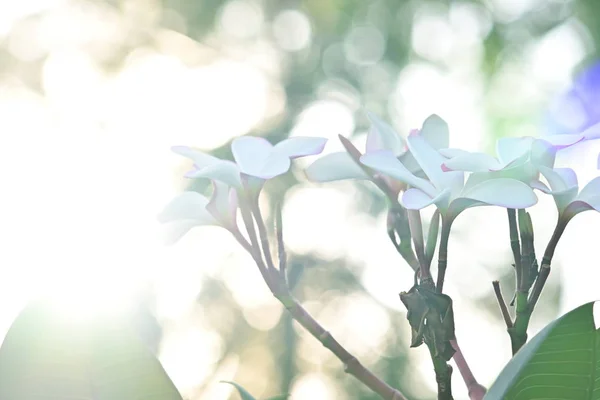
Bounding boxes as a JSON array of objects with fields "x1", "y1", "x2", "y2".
[
  {"x1": 366, "y1": 112, "x2": 405, "y2": 155},
  {"x1": 495, "y1": 137, "x2": 534, "y2": 166},
  {"x1": 185, "y1": 160, "x2": 242, "y2": 188},
  {"x1": 420, "y1": 114, "x2": 449, "y2": 150},
  {"x1": 577, "y1": 176, "x2": 600, "y2": 203},
  {"x1": 407, "y1": 131, "x2": 463, "y2": 190},
  {"x1": 274, "y1": 137, "x2": 328, "y2": 158},
  {"x1": 232, "y1": 136, "x2": 290, "y2": 178},
  {"x1": 439, "y1": 148, "x2": 470, "y2": 158},
  {"x1": 529, "y1": 139, "x2": 556, "y2": 169},
  {"x1": 232, "y1": 136, "x2": 274, "y2": 175},
  {"x1": 401, "y1": 188, "x2": 436, "y2": 210},
  {"x1": 158, "y1": 192, "x2": 217, "y2": 225},
  {"x1": 541, "y1": 133, "x2": 584, "y2": 148},
  {"x1": 207, "y1": 181, "x2": 237, "y2": 227},
  {"x1": 581, "y1": 121, "x2": 600, "y2": 140},
  {"x1": 161, "y1": 220, "x2": 203, "y2": 246},
  {"x1": 305, "y1": 152, "x2": 369, "y2": 182},
  {"x1": 360, "y1": 150, "x2": 437, "y2": 196},
  {"x1": 171, "y1": 146, "x2": 219, "y2": 169},
  {"x1": 459, "y1": 178, "x2": 538, "y2": 209},
  {"x1": 442, "y1": 152, "x2": 503, "y2": 172},
  {"x1": 538, "y1": 166, "x2": 575, "y2": 192}
]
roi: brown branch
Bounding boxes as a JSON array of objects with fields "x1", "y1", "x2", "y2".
[
  {"x1": 235, "y1": 198, "x2": 408, "y2": 400},
  {"x1": 492, "y1": 281, "x2": 513, "y2": 329},
  {"x1": 450, "y1": 340, "x2": 486, "y2": 400}
]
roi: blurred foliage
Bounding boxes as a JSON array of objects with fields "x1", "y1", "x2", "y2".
[{"x1": 2, "y1": 0, "x2": 599, "y2": 398}]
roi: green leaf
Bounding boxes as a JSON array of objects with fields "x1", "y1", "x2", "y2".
[
  {"x1": 485, "y1": 301, "x2": 600, "y2": 399},
  {"x1": 0, "y1": 300, "x2": 183, "y2": 400},
  {"x1": 221, "y1": 381, "x2": 257, "y2": 400}
]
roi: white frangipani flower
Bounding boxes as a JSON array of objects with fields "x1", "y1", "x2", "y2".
[
  {"x1": 159, "y1": 135, "x2": 327, "y2": 244},
  {"x1": 361, "y1": 122, "x2": 538, "y2": 222},
  {"x1": 532, "y1": 166, "x2": 600, "y2": 220},
  {"x1": 306, "y1": 112, "x2": 449, "y2": 196},
  {"x1": 177, "y1": 136, "x2": 327, "y2": 186},
  {"x1": 157, "y1": 181, "x2": 238, "y2": 244}
]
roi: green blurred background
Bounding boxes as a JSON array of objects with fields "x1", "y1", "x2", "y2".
[{"x1": 1, "y1": 0, "x2": 600, "y2": 399}]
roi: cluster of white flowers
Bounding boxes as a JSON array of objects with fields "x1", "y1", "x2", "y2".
[{"x1": 159, "y1": 113, "x2": 600, "y2": 244}]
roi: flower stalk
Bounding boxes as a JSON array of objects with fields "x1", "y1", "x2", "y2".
[{"x1": 238, "y1": 196, "x2": 407, "y2": 400}]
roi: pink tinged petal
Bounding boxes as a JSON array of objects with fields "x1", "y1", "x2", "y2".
[
  {"x1": 442, "y1": 152, "x2": 503, "y2": 172},
  {"x1": 185, "y1": 160, "x2": 242, "y2": 188},
  {"x1": 171, "y1": 146, "x2": 219, "y2": 169},
  {"x1": 232, "y1": 136, "x2": 290, "y2": 178},
  {"x1": 541, "y1": 133, "x2": 584, "y2": 148},
  {"x1": 459, "y1": 178, "x2": 538, "y2": 209},
  {"x1": 495, "y1": 137, "x2": 534, "y2": 166},
  {"x1": 406, "y1": 133, "x2": 463, "y2": 190},
  {"x1": 274, "y1": 137, "x2": 328, "y2": 158},
  {"x1": 365, "y1": 112, "x2": 406, "y2": 155},
  {"x1": 581, "y1": 121, "x2": 600, "y2": 140},
  {"x1": 420, "y1": 114, "x2": 449, "y2": 150},
  {"x1": 360, "y1": 150, "x2": 437, "y2": 196},
  {"x1": 564, "y1": 196, "x2": 600, "y2": 217},
  {"x1": 305, "y1": 152, "x2": 369, "y2": 182},
  {"x1": 158, "y1": 192, "x2": 217, "y2": 224}
]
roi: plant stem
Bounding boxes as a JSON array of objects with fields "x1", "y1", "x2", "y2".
[
  {"x1": 251, "y1": 199, "x2": 278, "y2": 274},
  {"x1": 492, "y1": 281, "x2": 513, "y2": 329},
  {"x1": 275, "y1": 289, "x2": 407, "y2": 400},
  {"x1": 426, "y1": 341, "x2": 453, "y2": 400},
  {"x1": 450, "y1": 340, "x2": 486, "y2": 400},
  {"x1": 509, "y1": 218, "x2": 569, "y2": 355},
  {"x1": 506, "y1": 209, "x2": 521, "y2": 280},
  {"x1": 237, "y1": 197, "x2": 408, "y2": 400},
  {"x1": 436, "y1": 218, "x2": 452, "y2": 293}
]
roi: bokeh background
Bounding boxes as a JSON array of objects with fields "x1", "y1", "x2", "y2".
[{"x1": 1, "y1": 0, "x2": 600, "y2": 399}]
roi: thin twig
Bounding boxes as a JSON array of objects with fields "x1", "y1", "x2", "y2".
[
  {"x1": 450, "y1": 340, "x2": 487, "y2": 400},
  {"x1": 436, "y1": 218, "x2": 452, "y2": 293},
  {"x1": 235, "y1": 199, "x2": 408, "y2": 400},
  {"x1": 275, "y1": 201, "x2": 287, "y2": 283},
  {"x1": 507, "y1": 209, "x2": 521, "y2": 283},
  {"x1": 492, "y1": 281, "x2": 513, "y2": 329},
  {"x1": 528, "y1": 218, "x2": 568, "y2": 309},
  {"x1": 250, "y1": 199, "x2": 278, "y2": 274}
]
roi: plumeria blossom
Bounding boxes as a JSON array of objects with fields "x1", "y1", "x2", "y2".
[
  {"x1": 440, "y1": 135, "x2": 584, "y2": 188},
  {"x1": 158, "y1": 135, "x2": 327, "y2": 244},
  {"x1": 361, "y1": 123, "x2": 538, "y2": 222},
  {"x1": 178, "y1": 136, "x2": 328, "y2": 188},
  {"x1": 306, "y1": 112, "x2": 450, "y2": 196},
  {"x1": 441, "y1": 121, "x2": 600, "y2": 184},
  {"x1": 532, "y1": 166, "x2": 600, "y2": 221},
  {"x1": 158, "y1": 181, "x2": 238, "y2": 244}
]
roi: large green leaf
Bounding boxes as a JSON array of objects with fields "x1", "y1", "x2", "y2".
[
  {"x1": 0, "y1": 300, "x2": 183, "y2": 400},
  {"x1": 485, "y1": 301, "x2": 600, "y2": 399}
]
